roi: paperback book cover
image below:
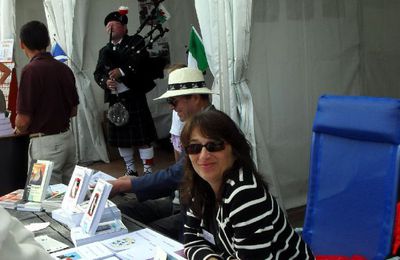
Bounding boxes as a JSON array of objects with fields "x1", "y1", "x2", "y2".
[
  {"x1": 26, "y1": 160, "x2": 54, "y2": 202},
  {"x1": 62, "y1": 165, "x2": 93, "y2": 211},
  {"x1": 80, "y1": 179, "x2": 113, "y2": 235}
]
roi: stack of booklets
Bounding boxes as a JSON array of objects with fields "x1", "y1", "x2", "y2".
[
  {"x1": 0, "y1": 184, "x2": 65, "y2": 210},
  {"x1": 71, "y1": 179, "x2": 127, "y2": 246},
  {"x1": 0, "y1": 189, "x2": 24, "y2": 209},
  {"x1": 0, "y1": 113, "x2": 13, "y2": 137},
  {"x1": 71, "y1": 219, "x2": 128, "y2": 247},
  {"x1": 17, "y1": 159, "x2": 54, "y2": 212}
]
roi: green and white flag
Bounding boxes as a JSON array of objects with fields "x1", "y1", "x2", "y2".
[{"x1": 188, "y1": 26, "x2": 208, "y2": 72}]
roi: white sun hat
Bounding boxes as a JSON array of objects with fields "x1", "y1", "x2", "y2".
[{"x1": 154, "y1": 67, "x2": 214, "y2": 100}]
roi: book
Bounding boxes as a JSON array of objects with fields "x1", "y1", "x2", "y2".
[
  {"x1": 71, "y1": 219, "x2": 128, "y2": 247},
  {"x1": 0, "y1": 189, "x2": 24, "y2": 209},
  {"x1": 52, "y1": 200, "x2": 121, "y2": 229},
  {"x1": 22, "y1": 160, "x2": 54, "y2": 203},
  {"x1": 51, "y1": 241, "x2": 114, "y2": 260},
  {"x1": 80, "y1": 179, "x2": 113, "y2": 235},
  {"x1": 62, "y1": 165, "x2": 93, "y2": 211},
  {"x1": 16, "y1": 160, "x2": 53, "y2": 212}
]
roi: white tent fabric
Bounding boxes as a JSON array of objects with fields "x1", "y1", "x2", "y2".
[
  {"x1": 0, "y1": 0, "x2": 16, "y2": 40},
  {"x1": 44, "y1": 0, "x2": 109, "y2": 163},
  {"x1": 249, "y1": 0, "x2": 363, "y2": 209},
  {"x1": 194, "y1": 0, "x2": 284, "y2": 201}
]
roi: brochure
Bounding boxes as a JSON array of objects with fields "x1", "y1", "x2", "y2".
[
  {"x1": 34, "y1": 235, "x2": 69, "y2": 253},
  {"x1": 51, "y1": 241, "x2": 114, "y2": 260},
  {"x1": 114, "y1": 228, "x2": 185, "y2": 260}
]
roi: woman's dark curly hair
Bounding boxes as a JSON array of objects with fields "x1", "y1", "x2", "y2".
[{"x1": 180, "y1": 110, "x2": 264, "y2": 217}]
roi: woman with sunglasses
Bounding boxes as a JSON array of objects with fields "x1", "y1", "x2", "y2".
[{"x1": 180, "y1": 110, "x2": 314, "y2": 259}]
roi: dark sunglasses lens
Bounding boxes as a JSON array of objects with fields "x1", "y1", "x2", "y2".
[
  {"x1": 206, "y1": 142, "x2": 225, "y2": 152},
  {"x1": 186, "y1": 144, "x2": 202, "y2": 154}
]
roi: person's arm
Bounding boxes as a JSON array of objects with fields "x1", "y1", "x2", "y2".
[
  {"x1": 0, "y1": 207, "x2": 53, "y2": 259},
  {"x1": 109, "y1": 155, "x2": 185, "y2": 201},
  {"x1": 15, "y1": 113, "x2": 31, "y2": 134},
  {"x1": 0, "y1": 63, "x2": 11, "y2": 85},
  {"x1": 131, "y1": 154, "x2": 185, "y2": 201},
  {"x1": 93, "y1": 47, "x2": 110, "y2": 90}
]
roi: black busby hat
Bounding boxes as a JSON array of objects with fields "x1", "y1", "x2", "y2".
[{"x1": 104, "y1": 11, "x2": 128, "y2": 26}]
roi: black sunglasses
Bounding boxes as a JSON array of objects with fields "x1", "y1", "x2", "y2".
[
  {"x1": 166, "y1": 97, "x2": 177, "y2": 107},
  {"x1": 185, "y1": 141, "x2": 225, "y2": 154}
]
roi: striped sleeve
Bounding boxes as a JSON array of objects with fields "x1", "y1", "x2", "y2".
[{"x1": 183, "y1": 209, "x2": 222, "y2": 260}]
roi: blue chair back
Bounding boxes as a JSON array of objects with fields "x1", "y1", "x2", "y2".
[{"x1": 303, "y1": 95, "x2": 400, "y2": 259}]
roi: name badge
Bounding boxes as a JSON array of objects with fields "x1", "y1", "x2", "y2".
[{"x1": 202, "y1": 229, "x2": 216, "y2": 245}]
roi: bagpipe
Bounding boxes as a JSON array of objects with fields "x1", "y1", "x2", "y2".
[{"x1": 101, "y1": 0, "x2": 169, "y2": 82}]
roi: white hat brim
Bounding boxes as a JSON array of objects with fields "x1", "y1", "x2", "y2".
[{"x1": 154, "y1": 87, "x2": 215, "y2": 100}]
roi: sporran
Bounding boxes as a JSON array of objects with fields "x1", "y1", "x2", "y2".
[{"x1": 107, "y1": 101, "x2": 129, "y2": 127}]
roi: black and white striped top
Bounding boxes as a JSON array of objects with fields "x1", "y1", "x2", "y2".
[{"x1": 184, "y1": 168, "x2": 314, "y2": 259}]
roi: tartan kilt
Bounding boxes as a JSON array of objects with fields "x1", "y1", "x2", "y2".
[{"x1": 107, "y1": 91, "x2": 157, "y2": 147}]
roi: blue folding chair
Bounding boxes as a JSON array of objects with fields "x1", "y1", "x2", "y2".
[{"x1": 303, "y1": 95, "x2": 400, "y2": 259}]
